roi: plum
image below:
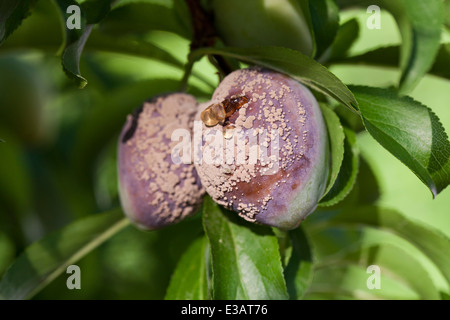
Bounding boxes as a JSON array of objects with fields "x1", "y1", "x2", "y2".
[
  {"x1": 194, "y1": 68, "x2": 329, "y2": 230},
  {"x1": 118, "y1": 93, "x2": 205, "y2": 230}
]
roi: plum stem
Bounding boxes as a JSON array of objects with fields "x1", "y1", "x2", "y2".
[{"x1": 181, "y1": 0, "x2": 233, "y2": 89}]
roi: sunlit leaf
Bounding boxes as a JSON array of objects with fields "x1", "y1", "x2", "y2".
[
  {"x1": 190, "y1": 46, "x2": 358, "y2": 113},
  {"x1": 308, "y1": 264, "x2": 420, "y2": 299},
  {"x1": 309, "y1": 0, "x2": 340, "y2": 59},
  {"x1": 335, "y1": 0, "x2": 444, "y2": 93},
  {"x1": 212, "y1": 0, "x2": 314, "y2": 56},
  {"x1": 328, "y1": 18, "x2": 359, "y2": 60},
  {"x1": 319, "y1": 206, "x2": 450, "y2": 292},
  {"x1": 0, "y1": 209, "x2": 129, "y2": 300},
  {"x1": 319, "y1": 105, "x2": 345, "y2": 201},
  {"x1": 330, "y1": 44, "x2": 450, "y2": 81},
  {"x1": 382, "y1": 0, "x2": 443, "y2": 93},
  {"x1": 72, "y1": 79, "x2": 209, "y2": 176},
  {"x1": 308, "y1": 225, "x2": 440, "y2": 299},
  {"x1": 203, "y1": 197, "x2": 288, "y2": 300},
  {"x1": 165, "y1": 237, "x2": 210, "y2": 300},
  {"x1": 99, "y1": 1, "x2": 192, "y2": 38},
  {"x1": 351, "y1": 86, "x2": 450, "y2": 197}
]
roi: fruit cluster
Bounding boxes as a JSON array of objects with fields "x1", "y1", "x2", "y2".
[{"x1": 118, "y1": 68, "x2": 329, "y2": 230}]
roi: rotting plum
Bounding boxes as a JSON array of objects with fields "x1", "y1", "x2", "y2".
[
  {"x1": 118, "y1": 93, "x2": 205, "y2": 230},
  {"x1": 194, "y1": 68, "x2": 329, "y2": 230}
]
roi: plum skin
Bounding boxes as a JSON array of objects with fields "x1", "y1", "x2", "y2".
[
  {"x1": 118, "y1": 93, "x2": 205, "y2": 230},
  {"x1": 195, "y1": 68, "x2": 329, "y2": 230}
]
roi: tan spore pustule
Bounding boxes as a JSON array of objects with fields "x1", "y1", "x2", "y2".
[
  {"x1": 118, "y1": 93, "x2": 205, "y2": 230},
  {"x1": 195, "y1": 68, "x2": 329, "y2": 230}
]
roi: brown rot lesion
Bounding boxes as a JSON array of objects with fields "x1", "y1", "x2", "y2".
[{"x1": 201, "y1": 95, "x2": 249, "y2": 127}]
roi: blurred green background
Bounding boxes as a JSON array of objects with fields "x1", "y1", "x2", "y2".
[{"x1": 0, "y1": 2, "x2": 449, "y2": 299}]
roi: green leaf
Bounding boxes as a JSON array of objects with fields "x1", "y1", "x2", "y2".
[
  {"x1": 0, "y1": 0, "x2": 37, "y2": 46},
  {"x1": 190, "y1": 46, "x2": 358, "y2": 113},
  {"x1": 0, "y1": 132, "x2": 32, "y2": 219},
  {"x1": 165, "y1": 237, "x2": 210, "y2": 300},
  {"x1": 411, "y1": 44, "x2": 450, "y2": 81},
  {"x1": 445, "y1": 0, "x2": 450, "y2": 29},
  {"x1": 331, "y1": 44, "x2": 450, "y2": 81},
  {"x1": 62, "y1": 27, "x2": 92, "y2": 88},
  {"x1": 81, "y1": 0, "x2": 114, "y2": 24},
  {"x1": 351, "y1": 85, "x2": 450, "y2": 197},
  {"x1": 54, "y1": 0, "x2": 114, "y2": 88},
  {"x1": 0, "y1": 4, "x2": 213, "y2": 90},
  {"x1": 202, "y1": 197, "x2": 288, "y2": 300},
  {"x1": 0, "y1": 232, "x2": 15, "y2": 279},
  {"x1": 321, "y1": 206, "x2": 450, "y2": 292},
  {"x1": 211, "y1": 0, "x2": 314, "y2": 56},
  {"x1": 0, "y1": 131, "x2": 32, "y2": 249},
  {"x1": 320, "y1": 127, "x2": 359, "y2": 206},
  {"x1": 382, "y1": 0, "x2": 444, "y2": 93},
  {"x1": 335, "y1": 0, "x2": 444, "y2": 92},
  {"x1": 328, "y1": 18, "x2": 359, "y2": 60},
  {"x1": 85, "y1": 33, "x2": 214, "y2": 88},
  {"x1": 308, "y1": 264, "x2": 420, "y2": 299},
  {"x1": 309, "y1": 0, "x2": 340, "y2": 59},
  {"x1": 298, "y1": 0, "x2": 316, "y2": 55},
  {"x1": 54, "y1": 0, "x2": 89, "y2": 88},
  {"x1": 319, "y1": 105, "x2": 345, "y2": 200},
  {"x1": 351, "y1": 244, "x2": 440, "y2": 299},
  {"x1": 352, "y1": 156, "x2": 381, "y2": 205},
  {"x1": 0, "y1": 209, "x2": 129, "y2": 300},
  {"x1": 284, "y1": 227, "x2": 313, "y2": 300},
  {"x1": 98, "y1": 1, "x2": 192, "y2": 38},
  {"x1": 309, "y1": 225, "x2": 440, "y2": 299}
]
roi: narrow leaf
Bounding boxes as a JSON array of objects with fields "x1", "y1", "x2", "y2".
[
  {"x1": 0, "y1": 0, "x2": 37, "y2": 46},
  {"x1": 308, "y1": 264, "x2": 420, "y2": 300},
  {"x1": 328, "y1": 18, "x2": 359, "y2": 60},
  {"x1": 320, "y1": 127, "x2": 359, "y2": 206},
  {"x1": 54, "y1": 0, "x2": 89, "y2": 88},
  {"x1": 351, "y1": 86, "x2": 450, "y2": 197},
  {"x1": 445, "y1": 0, "x2": 450, "y2": 29},
  {"x1": 203, "y1": 197, "x2": 288, "y2": 300},
  {"x1": 0, "y1": 209, "x2": 129, "y2": 300},
  {"x1": 309, "y1": 0, "x2": 340, "y2": 59},
  {"x1": 284, "y1": 227, "x2": 313, "y2": 300},
  {"x1": 165, "y1": 237, "x2": 210, "y2": 300},
  {"x1": 211, "y1": 0, "x2": 314, "y2": 57},
  {"x1": 331, "y1": 44, "x2": 450, "y2": 81},
  {"x1": 323, "y1": 206, "x2": 450, "y2": 291},
  {"x1": 54, "y1": 0, "x2": 114, "y2": 88},
  {"x1": 309, "y1": 225, "x2": 440, "y2": 299},
  {"x1": 71, "y1": 79, "x2": 209, "y2": 175},
  {"x1": 190, "y1": 46, "x2": 358, "y2": 113},
  {"x1": 98, "y1": 1, "x2": 192, "y2": 38},
  {"x1": 335, "y1": 0, "x2": 444, "y2": 92},
  {"x1": 0, "y1": 6, "x2": 213, "y2": 90},
  {"x1": 382, "y1": 0, "x2": 444, "y2": 93}
]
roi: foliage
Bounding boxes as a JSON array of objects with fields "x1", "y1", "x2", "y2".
[{"x1": 0, "y1": 0, "x2": 449, "y2": 300}]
